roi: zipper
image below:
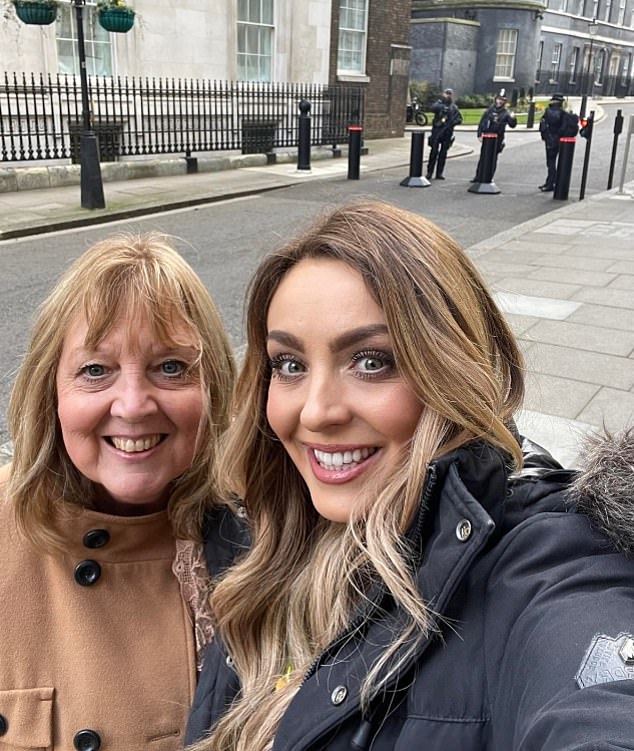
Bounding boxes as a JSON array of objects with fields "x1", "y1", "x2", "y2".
[{"x1": 299, "y1": 463, "x2": 438, "y2": 687}]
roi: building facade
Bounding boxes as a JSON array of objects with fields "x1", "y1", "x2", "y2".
[
  {"x1": 1, "y1": 0, "x2": 411, "y2": 140},
  {"x1": 409, "y1": 0, "x2": 634, "y2": 98}
]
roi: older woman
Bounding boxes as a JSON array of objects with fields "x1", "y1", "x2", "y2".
[
  {"x1": 187, "y1": 202, "x2": 634, "y2": 751},
  {"x1": 0, "y1": 233, "x2": 235, "y2": 750}
]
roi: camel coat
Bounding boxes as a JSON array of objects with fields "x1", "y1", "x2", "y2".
[{"x1": 0, "y1": 467, "x2": 197, "y2": 751}]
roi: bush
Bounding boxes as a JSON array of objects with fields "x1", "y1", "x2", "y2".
[{"x1": 408, "y1": 80, "x2": 443, "y2": 109}]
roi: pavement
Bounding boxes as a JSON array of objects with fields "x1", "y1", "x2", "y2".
[{"x1": 1, "y1": 113, "x2": 633, "y2": 469}]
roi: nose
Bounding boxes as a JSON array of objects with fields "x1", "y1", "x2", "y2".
[
  {"x1": 110, "y1": 372, "x2": 159, "y2": 421},
  {"x1": 299, "y1": 372, "x2": 352, "y2": 433}
]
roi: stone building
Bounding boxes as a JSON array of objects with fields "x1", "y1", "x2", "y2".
[
  {"x1": 1, "y1": 0, "x2": 411, "y2": 139},
  {"x1": 409, "y1": 0, "x2": 634, "y2": 98}
]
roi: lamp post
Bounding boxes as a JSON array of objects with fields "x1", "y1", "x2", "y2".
[
  {"x1": 73, "y1": 0, "x2": 106, "y2": 209},
  {"x1": 585, "y1": 17, "x2": 599, "y2": 100}
]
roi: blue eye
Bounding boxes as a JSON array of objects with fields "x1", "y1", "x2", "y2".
[
  {"x1": 161, "y1": 360, "x2": 186, "y2": 376},
  {"x1": 269, "y1": 354, "x2": 306, "y2": 381},
  {"x1": 83, "y1": 363, "x2": 106, "y2": 378},
  {"x1": 351, "y1": 350, "x2": 395, "y2": 378}
]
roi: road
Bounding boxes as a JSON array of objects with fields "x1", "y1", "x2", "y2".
[{"x1": 0, "y1": 100, "x2": 631, "y2": 447}]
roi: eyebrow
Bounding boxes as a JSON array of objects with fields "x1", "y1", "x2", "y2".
[{"x1": 267, "y1": 324, "x2": 389, "y2": 354}]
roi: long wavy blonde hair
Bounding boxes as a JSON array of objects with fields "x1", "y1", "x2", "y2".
[
  {"x1": 192, "y1": 201, "x2": 524, "y2": 751},
  {"x1": 7, "y1": 232, "x2": 235, "y2": 549}
]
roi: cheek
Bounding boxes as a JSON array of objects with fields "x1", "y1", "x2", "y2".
[
  {"x1": 379, "y1": 390, "x2": 423, "y2": 445},
  {"x1": 178, "y1": 390, "x2": 205, "y2": 439}
]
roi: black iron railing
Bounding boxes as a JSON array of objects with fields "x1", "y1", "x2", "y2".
[
  {"x1": 533, "y1": 69, "x2": 633, "y2": 99},
  {"x1": 0, "y1": 73, "x2": 364, "y2": 163}
]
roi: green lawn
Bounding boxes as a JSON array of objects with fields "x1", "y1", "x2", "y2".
[{"x1": 424, "y1": 109, "x2": 530, "y2": 125}]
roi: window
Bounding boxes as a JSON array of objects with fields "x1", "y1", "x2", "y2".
[
  {"x1": 494, "y1": 29, "x2": 518, "y2": 79},
  {"x1": 603, "y1": 0, "x2": 612, "y2": 21},
  {"x1": 337, "y1": 0, "x2": 368, "y2": 74},
  {"x1": 595, "y1": 48, "x2": 607, "y2": 82},
  {"x1": 617, "y1": 0, "x2": 626, "y2": 24},
  {"x1": 237, "y1": 0, "x2": 274, "y2": 81},
  {"x1": 568, "y1": 46, "x2": 579, "y2": 81},
  {"x1": 622, "y1": 53, "x2": 632, "y2": 84},
  {"x1": 550, "y1": 43, "x2": 562, "y2": 81},
  {"x1": 535, "y1": 40, "x2": 544, "y2": 81},
  {"x1": 57, "y1": 1, "x2": 112, "y2": 76}
]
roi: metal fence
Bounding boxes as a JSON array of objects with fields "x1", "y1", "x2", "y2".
[
  {"x1": 0, "y1": 73, "x2": 365, "y2": 163},
  {"x1": 533, "y1": 69, "x2": 633, "y2": 99}
]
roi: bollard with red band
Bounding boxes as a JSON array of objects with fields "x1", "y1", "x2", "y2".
[
  {"x1": 554, "y1": 136, "x2": 576, "y2": 201},
  {"x1": 468, "y1": 133, "x2": 501, "y2": 195},
  {"x1": 347, "y1": 126, "x2": 363, "y2": 180}
]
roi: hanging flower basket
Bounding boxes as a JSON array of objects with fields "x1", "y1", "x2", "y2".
[
  {"x1": 98, "y1": 6, "x2": 135, "y2": 32},
  {"x1": 12, "y1": 0, "x2": 59, "y2": 25}
]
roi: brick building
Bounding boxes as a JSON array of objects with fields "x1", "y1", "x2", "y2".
[{"x1": 330, "y1": 0, "x2": 412, "y2": 138}]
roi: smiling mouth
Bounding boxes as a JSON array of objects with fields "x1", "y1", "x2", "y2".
[
  {"x1": 109, "y1": 435, "x2": 165, "y2": 453},
  {"x1": 313, "y1": 447, "x2": 377, "y2": 471}
]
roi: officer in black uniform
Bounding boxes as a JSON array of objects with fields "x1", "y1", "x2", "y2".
[
  {"x1": 426, "y1": 88, "x2": 463, "y2": 180},
  {"x1": 471, "y1": 89, "x2": 517, "y2": 183},
  {"x1": 539, "y1": 93, "x2": 565, "y2": 192}
]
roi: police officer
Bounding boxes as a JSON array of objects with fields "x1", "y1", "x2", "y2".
[
  {"x1": 539, "y1": 93, "x2": 565, "y2": 192},
  {"x1": 471, "y1": 89, "x2": 517, "y2": 183},
  {"x1": 426, "y1": 88, "x2": 463, "y2": 180}
]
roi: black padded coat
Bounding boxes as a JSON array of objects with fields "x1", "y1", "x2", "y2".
[{"x1": 187, "y1": 440, "x2": 634, "y2": 750}]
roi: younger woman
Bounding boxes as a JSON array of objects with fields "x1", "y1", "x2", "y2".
[{"x1": 187, "y1": 202, "x2": 634, "y2": 751}]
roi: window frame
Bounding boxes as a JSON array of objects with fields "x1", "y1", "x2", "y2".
[
  {"x1": 550, "y1": 42, "x2": 563, "y2": 82},
  {"x1": 568, "y1": 46, "x2": 579, "y2": 82},
  {"x1": 337, "y1": 0, "x2": 369, "y2": 76},
  {"x1": 56, "y1": 0, "x2": 113, "y2": 77},
  {"x1": 494, "y1": 28, "x2": 518, "y2": 80},
  {"x1": 237, "y1": 0, "x2": 274, "y2": 82}
]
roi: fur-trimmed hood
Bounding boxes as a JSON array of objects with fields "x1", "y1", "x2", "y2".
[{"x1": 571, "y1": 427, "x2": 634, "y2": 555}]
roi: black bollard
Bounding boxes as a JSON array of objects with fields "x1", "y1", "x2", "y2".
[
  {"x1": 400, "y1": 131, "x2": 430, "y2": 187},
  {"x1": 554, "y1": 136, "x2": 576, "y2": 201},
  {"x1": 579, "y1": 110, "x2": 595, "y2": 200},
  {"x1": 579, "y1": 95, "x2": 588, "y2": 121},
  {"x1": 297, "y1": 99, "x2": 311, "y2": 172},
  {"x1": 348, "y1": 125, "x2": 363, "y2": 180},
  {"x1": 526, "y1": 100, "x2": 536, "y2": 129},
  {"x1": 468, "y1": 134, "x2": 500, "y2": 194},
  {"x1": 79, "y1": 131, "x2": 105, "y2": 210},
  {"x1": 607, "y1": 109, "x2": 623, "y2": 190}
]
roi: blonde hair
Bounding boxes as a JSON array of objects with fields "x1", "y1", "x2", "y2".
[
  {"x1": 7, "y1": 232, "x2": 235, "y2": 549},
  {"x1": 192, "y1": 201, "x2": 524, "y2": 751}
]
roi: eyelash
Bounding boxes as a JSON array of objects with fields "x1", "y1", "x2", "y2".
[
  {"x1": 268, "y1": 353, "x2": 305, "y2": 383},
  {"x1": 268, "y1": 349, "x2": 395, "y2": 383},
  {"x1": 350, "y1": 349, "x2": 396, "y2": 380},
  {"x1": 78, "y1": 359, "x2": 189, "y2": 381}
]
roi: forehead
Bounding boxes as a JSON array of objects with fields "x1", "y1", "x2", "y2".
[
  {"x1": 61, "y1": 308, "x2": 196, "y2": 355},
  {"x1": 267, "y1": 258, "x2": 386, "y2": 331}
]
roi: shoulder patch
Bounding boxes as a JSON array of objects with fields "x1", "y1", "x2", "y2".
[{"x1": 576, "y1": 632, "x2": 634, "y2": 688}]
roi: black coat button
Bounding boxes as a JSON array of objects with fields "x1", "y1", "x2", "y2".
[
  {"x1": 73, "y1": 729, "x2": 102, "y2": 751},
  {"x1": 0, "y1": 714, "x2": 7, "y2": 735},
  {"x1": 83, "y1": 529, "x2": 110, "y2": 549},
  {"x1": 74, "y1": 560, "x2": 102, "y2": 586}
]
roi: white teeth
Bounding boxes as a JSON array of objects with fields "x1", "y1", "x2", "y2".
[
  {"x1": 111, "y1": 435, "x2": 162, "y2": 453},
  {"x1": 313, "y1": 447, "x2": 376, "y2": 471}
]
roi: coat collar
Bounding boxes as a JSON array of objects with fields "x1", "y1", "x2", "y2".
[{"x1": 49, "y1": 503, "x2": 174, "y2": 561}]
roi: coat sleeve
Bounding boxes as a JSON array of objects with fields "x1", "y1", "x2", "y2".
[
  {"x1": 484, "y1": 511, "x2": 634, "y2": 750},
  {"x1": 477, "y1": 110, "x2": 488, "y2": 137}
]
